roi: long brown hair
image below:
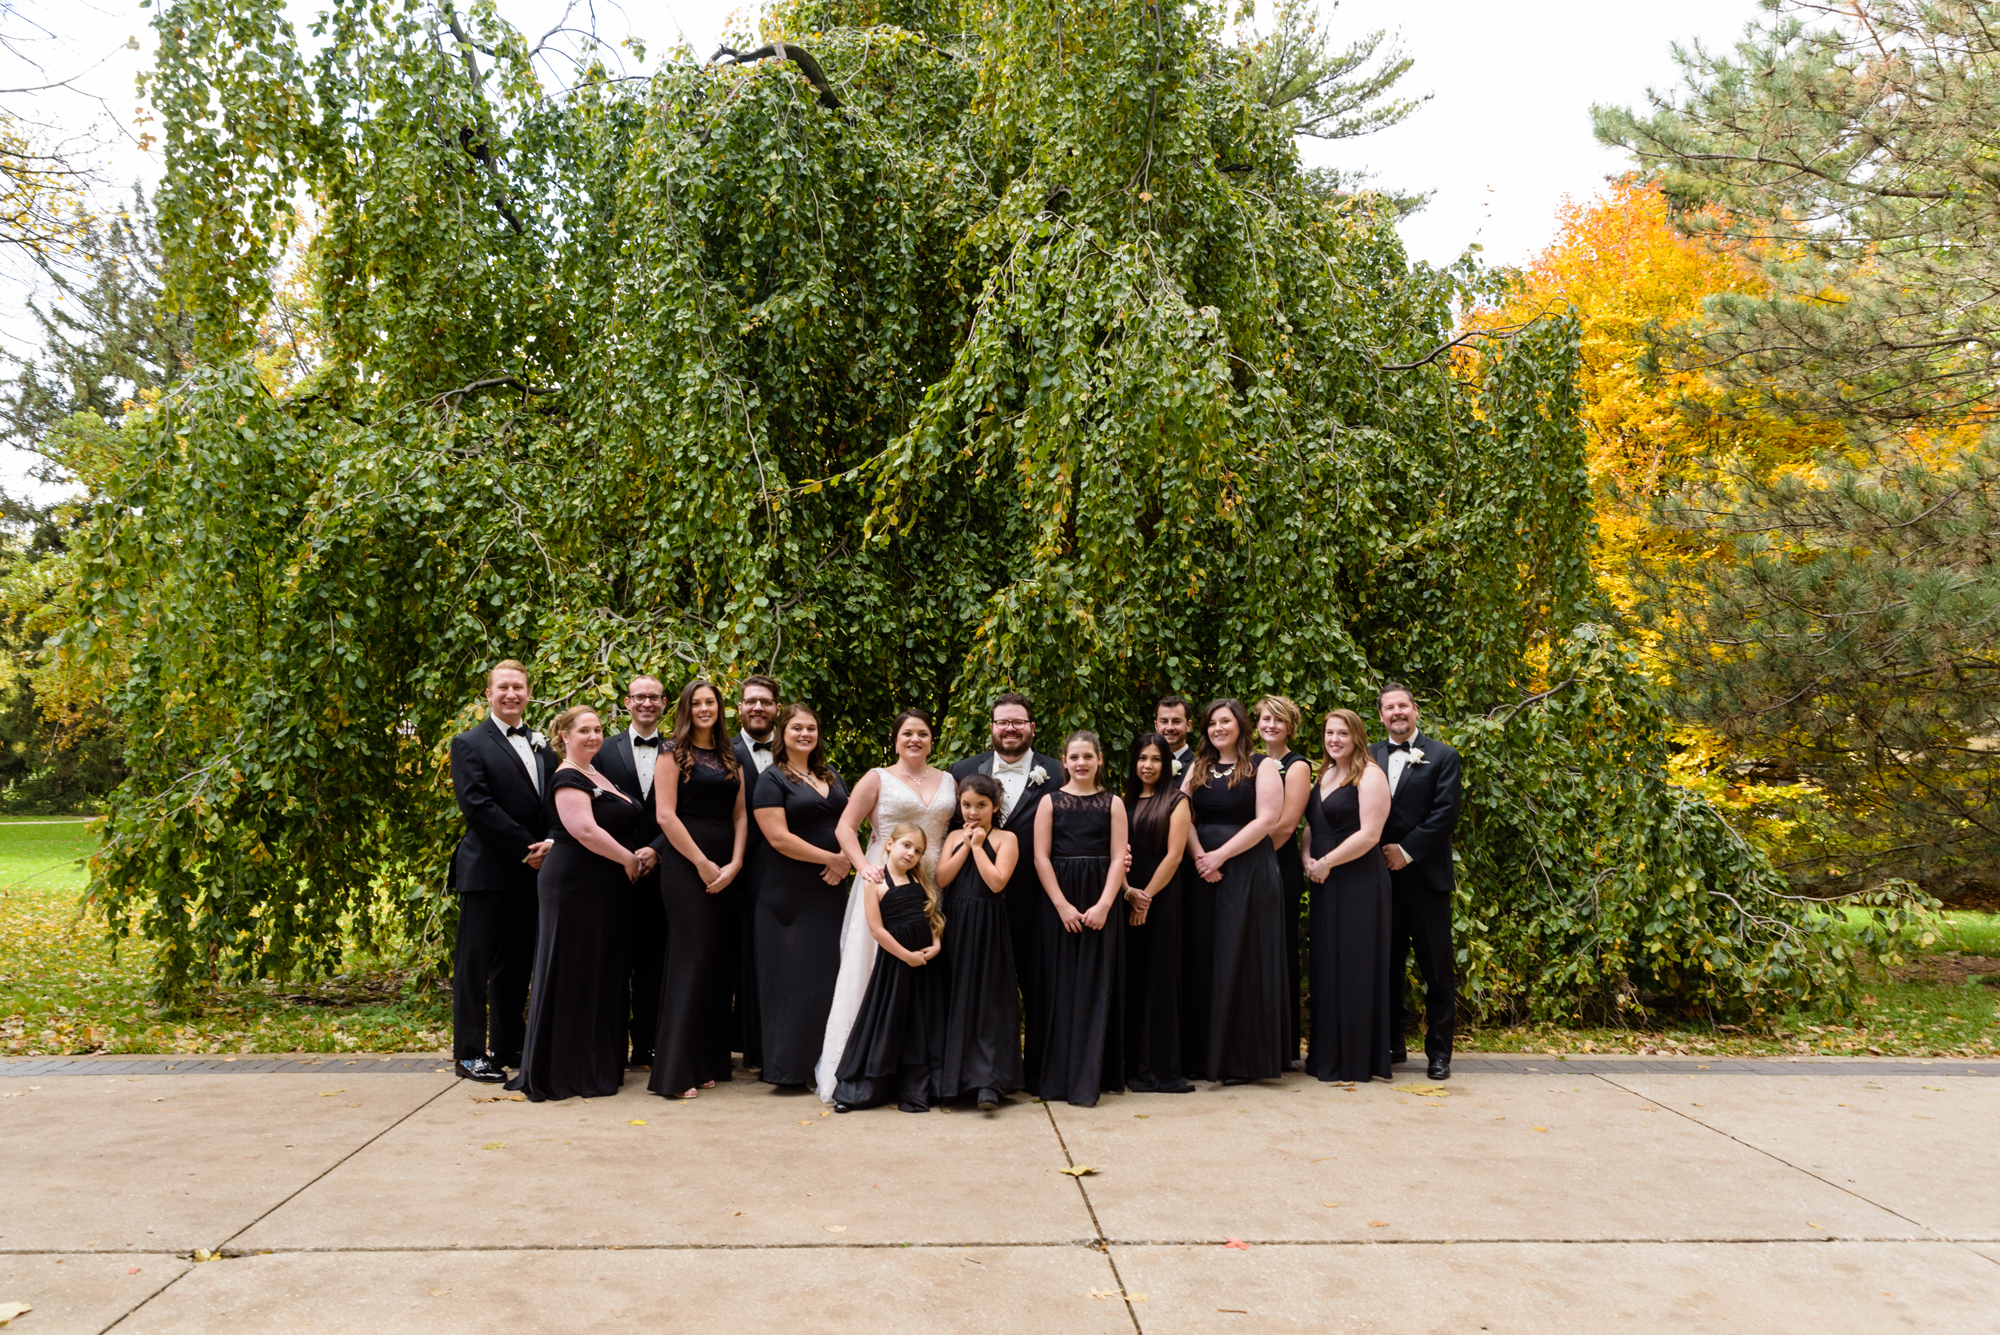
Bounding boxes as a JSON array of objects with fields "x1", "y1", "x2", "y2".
[
  {"x1": 668, "y1": 677, "x2": 741, "y2": 780},
  {"x1": 1188, "y1": 698, "x2": 1257, "y2": 789},
  {"x1": 772, "y1": 701, "x2": 835, "y2": 783},
  {"x1": 1124, "y1": 732, "x2": 1185, "y2": 850},
  {"x1": 885, "y1": 820, "x2": 945, "y2": 938},
  {"x1": 1315, "y1": 708, "x2": 1378, "y2": 789}
]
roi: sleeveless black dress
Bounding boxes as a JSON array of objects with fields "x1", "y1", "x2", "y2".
[
  {"x1": 1271, "y1": 750, "x2": 1311, "y2": 1065},
  {"x1": 1125, "y1": 789, "x2": 1192, "y2": 1093},
  {"x1": 649, "y1": 743, "x2": 741, "y2": 1097},
  {"x1": 508, "y1": 768, "x2": 637, "y2": 1101},
  {"x1": 1028, "y1": 789, "x2": 1125, "y2": 1107},
  {"x1": 1305, "y1": 781, "x2": 1393, "y2": 1082},
  {"x1": 937, "y1": 835, "x2": 1024, "y2": 1099},
  {"x1": 1187, "y1": 756, "x2": 1288, "y2": 1081},
  {"x1": 833, "y1": 876, "x2": 944, "y2": 1110},
  {"x1": 751, "y1": 765, "x2": 850, "y2": 1087}
]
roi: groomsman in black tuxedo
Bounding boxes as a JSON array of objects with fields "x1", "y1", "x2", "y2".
[
  {"x1": 1370, "y1": 683, "x2": 1464, "y2": 1081},
  {"x1": 594, "y1": 675, "x2": 669, "y2": 1068},
  {"x1": 1155, "y1": 695, "x2": 1194, "y2": 777},
  {"x1": 730, "y1": 673, "x2": 782, "y2": 1070},
  {"x1": 448, "y1": 660, "x2": 555, "y2": 1083},
  {"x1": 949, "y1": 692, "x2": 1062, "y2": 990}
]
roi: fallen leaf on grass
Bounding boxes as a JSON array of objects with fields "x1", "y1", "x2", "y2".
[
  {"x1": 1059, "y1": 1165, "x2": 1099, "y2": 1177},
  {"x1": 824, "y1": 1225, "x2": 846, "y2": 1234},
  {"x1": 482, "y1": 1142, "x2": 505, "y2": 1150},
  {"x1": 0, "y1": 1302, "x2": 33, "y2": 1325},
  {"x1": 1223, "y1": 1237, "x2": 1249, "y2": 1250}
]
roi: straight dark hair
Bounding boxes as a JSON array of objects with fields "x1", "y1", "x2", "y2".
[
  {"x1": 772, "y1": 701, "x2": 835, "y2": 783},
  {"x1": 1188, "y1": 698, "x2": 1256, "y2": 789},
  {"x1": 887, "y1": 708, "x2": 934, "y2": 758},
  {"x1": 669, "y1": 677, "x2": 741, "y2": 781},
  {"x1": 1124, "y1": 731, "x2": 1184, "y2": 848}
]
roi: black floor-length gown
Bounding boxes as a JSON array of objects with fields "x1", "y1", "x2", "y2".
[
  {"x1": 508, "y1": 769, "x2": 636, "y2": 1101},
  {"x1": 649, "y1": 743, "x2": 740, "y2": 1097},
  {"x1": 1189, "y1": 757, "x2": 1289, "y2": 1082},
  {"x1": 1271, "y1": 750, "x2": 1311, "y2": 1064},
  {"x1": 1179, "y1": 822, "x2": 1216, "y2": 1080},
  {"x1": 833, "y1": 876, "x2": 945, "y2": 1109},
  {"x1": 937, "y1": 838, "x2": 1024, "y2": 1100},
  {"x1": 752, "y1": 766, "x2": 850, "y2": 1087},
  {"x1": 1125, "y1": 790, "x2": 1192, "y2": 1093},
  {"x1": 1305, "y1": 780, "x2": 1394, "y2": 1082},
  {"x1": 1028, "y1": 789, "x2": 1125, "y2": 1106}
]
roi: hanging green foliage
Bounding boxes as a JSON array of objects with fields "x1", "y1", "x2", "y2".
[{"x1": 70, "y1": 0, "x2": 1875, "y2": 1017}]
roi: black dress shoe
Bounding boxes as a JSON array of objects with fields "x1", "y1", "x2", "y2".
[
  {"x1": 976, "y1": 1088, "x2": 1001, "y2": 1110},
  {"x1": 456, "y1": 1056, "x2": 506, "y2": 1083},
  {"x1": 897, "y1": 1100, "x2": 930, "y2": 1114},
  {"x1": 627, "y1": 1049, "x2": 655, "y2": 1069},
  {"x1": 833, "y1": 1101, "x2": 854, "y2": 1114},
  {"x1": 1221, "y1": 1077, "x2": 1249, "y2": 1086},
  {"x1": 1390, "y1": 1048, "x2": 1408, "y2": 1065},
  {"x1": 1427, "y1": 1056, "x2": 1451, "y2": 1081}
]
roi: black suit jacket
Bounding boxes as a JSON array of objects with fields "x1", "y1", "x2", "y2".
[
  {"x1": 948, "y1": 749, "x2": 1063, "y2": 897},
  {"x1": 450, "y1": 717, "x2": 555, "y2": 894},
  {"x1": 595, "y1": 731, "x2": 670, "y2": 857},
  {"x1": 1369, "y1": 732, "x2": 1463, "y2": 896},
  {"x1": 733, "y1": 734, "x2": 774, "y2": 868}
]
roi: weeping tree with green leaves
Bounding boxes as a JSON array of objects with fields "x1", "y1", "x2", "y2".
[{"x1": 66, "y1": 0, "x2": 1867, "y2": 1022}]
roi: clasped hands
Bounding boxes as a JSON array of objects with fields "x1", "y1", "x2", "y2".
[
  {"x1": 1059, "y1": 900, "x2": 1113, "y2": 933},
  {"x1": 625, "y1": 847, "x2": 660, "y2": 883},
  {"x1": 694, "y1": 855, "x2": 742, "y2": 893}
]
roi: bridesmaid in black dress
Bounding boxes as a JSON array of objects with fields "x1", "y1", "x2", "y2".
[
  {"x1": 509, "y1": 707, "x2": 649, "y2": 1101},
  {"x1": 1254, "y1": 696, "x2": 1313, "y2": 1066},
  {"x1": 833, "y1": 823, "x2": 945, "y2": 1112},
  {"x1": 648, "y1": 678, "x2": 748, "y2": 1100},
  {"x1": 1029, "y1": 731, "x2": 1128, "y2": 1107},
  {"x1": 1183, "y1": 698, "x2": 1288, "y2": 1084},
  {"x1": 1305, "y1": 708, "x2": 1395, "y2": 1082},
  {"x1": 751, "y1": 702, "x2": 852, "y2": 1088},
  {"x1": 935, "y1": 774, "x2": 1024, "y2": 1109},
  {"x1": 1123, "y1": 732, "x2": 1193, "y2": 1093}
]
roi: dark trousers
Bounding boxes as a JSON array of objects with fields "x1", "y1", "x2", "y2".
[
  {"x1": 1389, "y1": 876, "x2": 1455, "y2": 1060},
  {"x1": 621, "y1": 871, "x2": 667, "y2": 1060},
  {"x1": 452, "y1": 885, "x2": 536, "y2": 1062}
]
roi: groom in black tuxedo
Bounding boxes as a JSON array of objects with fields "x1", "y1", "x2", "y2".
[
  {"x1": 448, "y1": 659, "x2": 555, "y2": 1083},
  {"x1": 1370, "y1": 683, "x2": 1464, "y2": 1081},
  {"x1": 948, "y1": 691, "x2": 1062, "y2": 988},
  {"x1": 594, "y1": 674, "x2": 669, "y2": 1068}
]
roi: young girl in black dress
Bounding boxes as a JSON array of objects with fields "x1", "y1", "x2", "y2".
[
  {"x1": 936, "y1": 774, "x2": 1024, "y2": 1110},
  {"x1": 1123, "y1": 732, "x2": 1193, "y2": 1094},
  {"x1": 1029, "y1": 730, "x2": 1129, "y2": 1107},
  {"x1": 833, "y1": 822, "x2": 946, "y2": 1113}
]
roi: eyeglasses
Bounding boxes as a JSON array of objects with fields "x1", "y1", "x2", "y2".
[
  {"x1": 628, "y1": 694, "x2": 664, "y2": 703},
  {"x1": 992, "y1": 718, "x2": 1031, "y2": 729}
]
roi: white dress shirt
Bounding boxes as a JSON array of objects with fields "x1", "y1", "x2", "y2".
[
  {"x1": 629, "y1": 726, "x2": 664, "y2": 799},
  {"x1": 493, "y1": 713, "x2": 539, "y2": 794},
  {"x1": 1385, "y1": 733, "x2": 1420, "y2": 796},
  {"x1": 740, "y1": 729, "x2": 776, "y2": 774},
  {"x1": 991, "y1": 751, "x2": 1034, "y2": 822}
]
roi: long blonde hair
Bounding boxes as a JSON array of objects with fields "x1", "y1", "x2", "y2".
[
  {"x1": 885, "y1": 820, "x2": 945, "y2": 938},
  {"x1": 1315, "y1": 708, "x2": 1378, "y2": 789}
]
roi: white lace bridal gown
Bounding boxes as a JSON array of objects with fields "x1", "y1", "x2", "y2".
[{"x1": 814, "y1": 766, "x2": 957, "y2": 1102}]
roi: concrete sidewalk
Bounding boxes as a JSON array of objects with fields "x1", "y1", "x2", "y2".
[{"x1": 3, "y1": 1056, "x2": 1995, "y2": 1333}]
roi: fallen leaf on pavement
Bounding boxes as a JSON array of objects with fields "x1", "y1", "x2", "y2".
[
  {"x1": 1223, "y1": 1237, "x2": 1249, "y2": 1250},
  {"x1": 1322, "y1": 1202, "x2": 1338, "y2": 1208},
  {"x1": 797, "y1": 1120, "x2": 813, "y2": 1125},
  {"x1": 0, "y1": 1302, "x2": 33, "y2": 1325},
  {"x1": 824, "y1": 1225, "x2": 846, "y2": 1233},
  {"x1": 482, "y1": 1142, "x2": 505, "y2": 1150},
  {"x1": 470, "y1": 1093, "x2": 524, "y2": 1103},
  {"x1": 1059, "y1": 1165, "x2": 1099, "y2": 1177},
  {"x1": 317, "y1": 1090, "x2": 346, "y2": 1097},
  {"x1": 429, "y1": 1289, "x2": 450, "y2": 1297},
  {"x1": 732, "y1": 1211, "x2": 746, "y2": 1217},
  {"x1": 1532, "y1": 1126, "x2": 1548, "y2": 1132},
  {"x1": 818, "y1": 1110, "x2": 831, "y2": 1117},
  {"x1": 127, "y1": 1267, "x2": 139, "y2": 1275},
  {"x1": 1134, "y1": 1114, "x2": 1149, "y2": 1119},
  {"x1": 1369, "y1": 1221, "x2": 1389, "y2": 1228},
  {"x1": 628, "y1": 1119, "x2": 648, "y2": 1126},
  {"x1": 1391, "y1": 1083, "x2": 1449, "y2": 1097}
]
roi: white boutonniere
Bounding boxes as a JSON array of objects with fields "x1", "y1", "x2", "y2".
[
  {"x1": 1407, "y1": 747, "x2": 1427, "y2": 765},
  {"x1": 1029, "y1": 764, "x2": 1049, "y2": 785},
  {"x1": 1171, "y1": 758, "x2": 1183, "y2": 776},
  {"x1": 530, "y1": 731, "x2": 548, "y2": 750}
]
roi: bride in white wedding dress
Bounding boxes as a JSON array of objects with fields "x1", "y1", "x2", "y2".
[{"x1": 816, "y1": 709, "x2": 956, "y2": 1102}]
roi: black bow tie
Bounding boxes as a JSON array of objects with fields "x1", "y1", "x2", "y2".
[
  {"x1": 1388, "y1": 741, "x2": 1412, "y2": 752},
  {"x1": 504, "y1": 724, "x2": 531, "y2": 739},
  {"x1": 632, "y1": 735, "x2": 661, "y2": 748},
  {"x1": 750, "y1": 739, "x2": 771, "y2": 752}
]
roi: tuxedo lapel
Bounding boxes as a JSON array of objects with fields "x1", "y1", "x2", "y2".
[
  {"x1": 599, "y1": 733, "x2": 637, "y2": 798},
  {"x1": 484, "y1": 718, "x2": 537, "y2": 791}
]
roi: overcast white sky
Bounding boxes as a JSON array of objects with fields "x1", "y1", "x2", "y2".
[{"x1": 2, "y1": 0, "x2": 1767, "y2": 495}]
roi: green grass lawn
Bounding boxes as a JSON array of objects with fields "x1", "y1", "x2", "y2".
[
  {"x1": 2, "y1": 821, "x2": 1995, "y2": 1058},
  {"x1": 0, "y1": 819, "x2": 450, "y2": 1056}
]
